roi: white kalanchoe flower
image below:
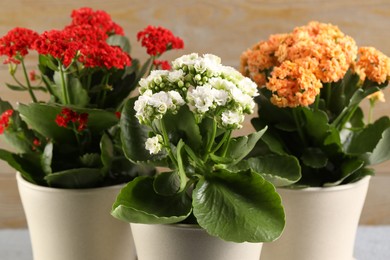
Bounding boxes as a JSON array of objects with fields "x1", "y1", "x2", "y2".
[
  {"x1": 238, "y1": 77, "x2": 259, "y2": 97},
  {"x1": 221, "y1": 110, "x2": 245, "y2": 129},
  {"x1": 187, "y1": 85, "x2": 215, "y2": 113},
  {"x1": 230, "y1": 87, "x2": 256, "y2": 113},
  {"x1": 145, "y1": 135, "x2": 163, "y2": 155},
  {"x1": 220, "y1": 66, "x2": 244, "y2": 83},
  {"x1": 167, "y1": 70, "x2": 184, "y2": 83},
  {"x1": 168, "y1": 90, "x2": 185, "y2": 107},
  {"x1": 148, "y1": 92, "x2": 172, "y2": 115},
  {"x1": 211, "y1": 88, "x2": 229, "y2": 106},
  {"x1": 172, "y1": 53, "x2": 199, "y2": 69},
  {"x1": 134, "y1": 90, "x2": 153, "y2": 123}
]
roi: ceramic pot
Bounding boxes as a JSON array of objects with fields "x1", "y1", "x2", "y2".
[
  {"x1": 260, "y1": 176, "x2": 370, "y2": 260},
  {"x1": 16, "y1": 172, "x2": 136, "y2": 260},
  {"x1": 131, "y1": 223, "x2": 263, "y2": 260}
]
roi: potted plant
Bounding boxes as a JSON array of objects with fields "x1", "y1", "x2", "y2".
[
  {"x1": 0, "y1": 7, "x2": 184, "y2": 260},
  {"x1": 111, "y1": 53, "x2": 300, "y2": 260},
  {"x1": 240, "y1": 21, "x2": 390, "y2": 260}
]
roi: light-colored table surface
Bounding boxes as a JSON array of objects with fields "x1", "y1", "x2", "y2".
[{"x1": 1, "y1": 226, "x2": 389, "y2": 260}]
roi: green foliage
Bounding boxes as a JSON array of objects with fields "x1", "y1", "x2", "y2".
[
  {"x1": 113, "y1": 85, "x2": 290, "y2": 242},
  {"x1": 252, "y1": 75, "x2": 390, "y2": 187}
]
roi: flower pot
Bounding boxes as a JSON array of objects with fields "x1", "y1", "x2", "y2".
[
  {"x1": 131, "y1": 223, "x2": 263, "y2": 260},
  {"x1": 16, "y1": 172, "x2": 136, "y2": 260},
  {"x1": 260, "y1": 176, "x2": 370, "y2": 260}
]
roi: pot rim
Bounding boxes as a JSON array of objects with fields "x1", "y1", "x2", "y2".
[
  {"x1": 16, "y1": 171, "x2": 126, "y2": 193},
  {"x1": 131, "y1": 222, "x2": 202, "y2": 231},
  {"x1": 278, "y1": 175, "x2": 371, "y2": 193}
]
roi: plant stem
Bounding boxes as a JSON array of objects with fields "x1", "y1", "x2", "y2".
[
  {"x1": 203, "y1": 119, "x2": 217, "y2": 161},
  {"x1": 99, "y1": 74, "x2": 110, "y2": 108},
  {"x1": 21, "y1": 60, "x2": 38, "y2": 103},
  {"x1": 368, "y1": 99, "x2": 375, "y2": 124},
  {"x1": 292, "y1": 108, "x2": 308, "y2": 147},
  {"x1": 176, "y1": 140, "x2": 187, "y2": 192},
  {"x1": 324, "y1": 82, "x2": 332, "y2": 107},
  {"x1": 59, "y1": 64, "x2": 70, "y2": 104},
  {"x1": 159, "y1": 119, "x2": 178, "y2": 167},
  {"x1": 220, "y1": 130, "x2": 232, "y2": 157}
]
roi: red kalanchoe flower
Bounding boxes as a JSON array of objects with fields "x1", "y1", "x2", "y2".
[
  {"x1": 0, "y1": 27, "x2": 39, "y2": 64},
  {"x1": 33, "y1": 138, "x2": 41, "y2": 147},
  {"x1": 0, "y1": 109, "x2": 14, "y2": 134},
  {"x1": 115, "y1": 111, "x2": 121, "y2": 119},
  {"x1": 33, "y1": 26, "x2": 131, "y2": 69},
  {"x1": 31, "y1": 138, "x2": 42, "y2": 151},
  {"x1": 32, "y1": 29, "x2": 82, "y2": 67},
  {"x1": 153, "y1": 60, "x2": 171, "y2": 70},
  {"x1": 137, "y1": 26, "x2": 184, "y2": 56},
  {"x1": 78, "y1": 42, "x2": 131, "y2": 69},
  {"x1": 77, "y1": 113, "x2": 89, "y2": 132},
  {"x1": 29, "y1": 70, "x2": 37, "y2": 81},
  {"x1": 55, "y1": 108, "x2": 89, "y2": 132},
  {"x1": 67, "y1": 7, "x2": 124, "y2": 36}
]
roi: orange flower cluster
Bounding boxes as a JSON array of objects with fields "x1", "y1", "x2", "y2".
[
  {"x1": 353, "y1": 47, "x2": 390, "y2": 84},
  {"x1": 240, "y1": 21, "x2": 390, "y2": 108}
]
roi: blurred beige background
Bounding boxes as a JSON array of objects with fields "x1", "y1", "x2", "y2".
[{"x1": 0, "y1": 0, "x2": 389, "y2": 228}]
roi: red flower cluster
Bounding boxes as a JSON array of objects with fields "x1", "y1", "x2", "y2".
[
  {"x1": 67, "y1": 7, "x2": 124, "y2": 36},
  {"x1": 0, "y1": 28, "x2": 39, "y2": 64},
  {"x1": 33, "y1": 22, "x2": 131, "y2": 69},
  {"x1": 0, "y1": 8, "x2": 131, "y2": 69},
  {"x1": 55, "y1": 108, "x2": 89, "y2": 132},
  {"x1": 0, "y1": 109, "x2": 13, "y2": 134},
  {"x1": 153, "y1": 60, "x2": 171, "y2": 70},
  {"x1": 137, "y1": 26, "x2": 184, "y2": 56}
]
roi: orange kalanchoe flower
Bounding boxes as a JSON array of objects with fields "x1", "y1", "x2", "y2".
[
  {"x1": 354, "y1": 47, "x2": 390, "y2": 84},
  {"x1": 267, "y1": 60, "x2": 322, "y2": 108},
  {"x1": 240, "y1": 21, "x2": 361, "y2": 108}
]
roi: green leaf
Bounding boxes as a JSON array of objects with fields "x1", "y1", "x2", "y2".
[
  {"x1": 193, "y1": 169, "x2": 285, "y2": 242},
  {"x1": 18, "y1": 103, "x2": 119, "y2": 143},
  {"x1": 52, "y1": 72, "x2": 89, "y2": 107},
  {"x1": 153, "y1": 171, "x2": 181, "y2": 196},
  {"x1": 41, "y1": 142, "x2": 53, "y2": 175},
  {"x1": 365, "y1": 127, "x2": 390, "y2": 165},
  {"x1": 246, "y1": 155, "x2": 301, "y2": 187},
  {"x1": 345, "y1": 117, "x2": 390, "y2": 155},
  {"x1": 100, "y1": 133, "x2": 114, "y2": 172},
  {"x1": 18, "y1": 103, "x2": 74, "y2": 143},
  {"x1": 301, "y1": 147, "x2": 328, "y2": 168},
  {"x1": 68, "y1": 76, "x2": 90, "y2": 107},
  {"x1": 251, "y1": 118, "x2": 287, "y2": 155},
  {"x1": 80, "y1": 153, "x2": 101, "y2": 168},
  {"x1": 0, "y1": 149, "x2": 46, "y2": 185},
  {"x1": 302, "y1": 107, "x2": 330, "y2": 142},
  {"x1": 106, "y1": 35, "x2": 131, "y2": 54},
  {"x1": 162, "y1": 105, "x2": 202, "y2": 151},
  {"x1": 225, "y1": 127, "x2": 267, "y2": 164},
  {"x1": 120, "y1": 98, "x2": 166, "y2": 164},
  {"x1": 343, "y1": 167, "x2": 374, "y2": 184},
  {"x1": 324, "y1": 159, "x2": 364, "y2": 186},
  {"x1": 45, "y1": 168, "x2": 103, "y2": 188},
  {"x1": 38, "y1": 54, "x2": 58, "y2": 72},
  {"x1": 111, "y1": 176, "x2": 192, "y2": 224},
  {"x1": 5, "y1": 83, "x2": 27, "y2": 91}
]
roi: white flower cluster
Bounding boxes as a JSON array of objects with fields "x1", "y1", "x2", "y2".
[
  {"x1": 145, "y1": 135, "x2": 163, "y2": 154},
  {"x1": 134, "y1": 53, "x2": 259, "y2": 129}
]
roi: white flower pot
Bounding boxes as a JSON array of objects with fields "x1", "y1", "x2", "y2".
[
  {"x1": 131, "y1": 223, "x2": 263, "y2": 260},
  {"x1": 260, "y1": 176, "x2": 370, "y2": 260},
  {"x1": 16, "y1": 172, "x2": 136, "y2": 260}
]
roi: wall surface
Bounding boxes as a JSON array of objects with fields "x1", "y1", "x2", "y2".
[{"x1": 0, "y1": 0, "x2": 389, "y2": 227}]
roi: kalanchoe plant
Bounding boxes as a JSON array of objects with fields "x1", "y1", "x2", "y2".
[
  {"x1": 111, "y1": 53, "x2": 296, "y2": 243},
  {"x1": 241, "y1": 21, "x2": 390, "y2": 187},
  {"x1": 0, "y1": 7, "x2": 184, "y2": 188}
]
